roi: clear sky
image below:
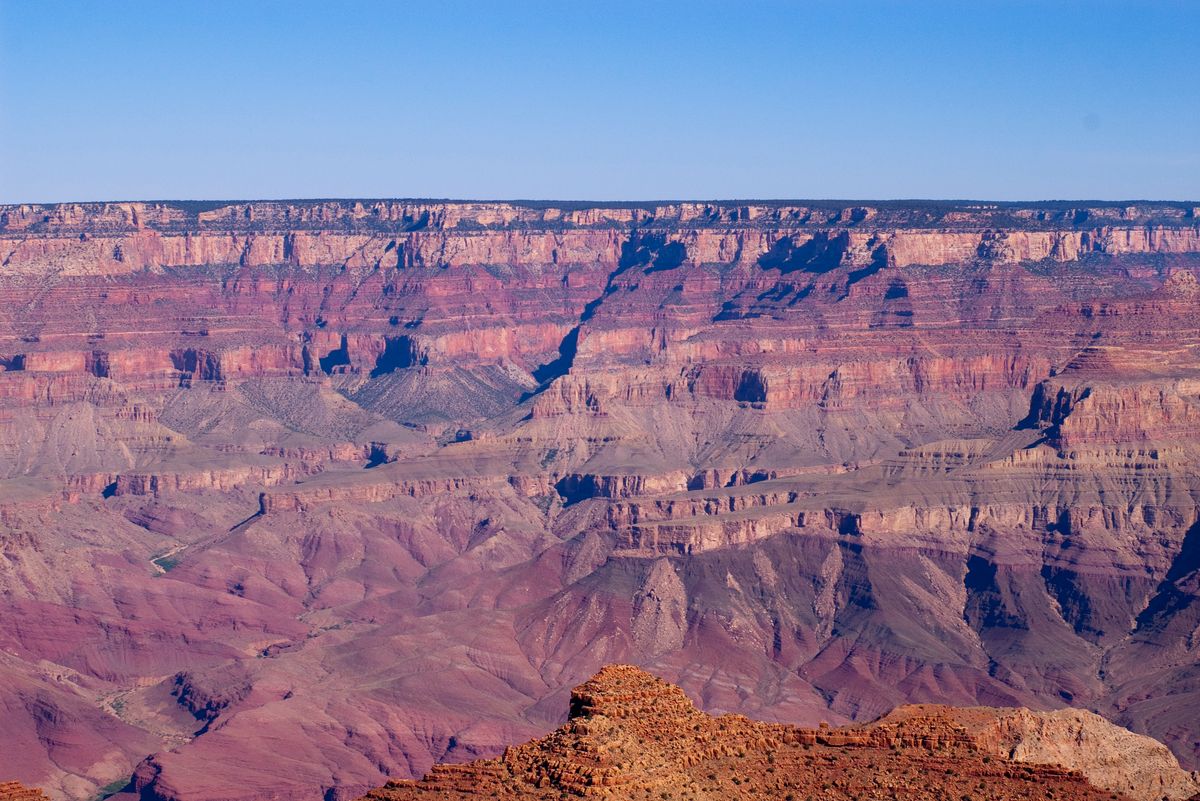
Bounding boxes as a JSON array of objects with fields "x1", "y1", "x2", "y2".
[{"x1": 1, "y1": 0, "x2": 1197, "y2": 203}]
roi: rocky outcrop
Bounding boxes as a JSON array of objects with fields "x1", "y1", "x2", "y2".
[
  {"x1": 1026, "y1": 376, "x2": 1200, "y2": 451},
  {"x1": 0, "y1": 783, "x2": 49, "y2": 801},
  {"x1": 873, "y1": 705, "x2": 1200, "y2": 801},
  {"x1": 360, "y1": 666, "x2": 1125, "y2": 800}
]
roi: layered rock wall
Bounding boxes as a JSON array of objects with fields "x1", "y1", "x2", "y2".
[{"x1": 2, "y1": 200, "x2": 1200, "y2": 801}]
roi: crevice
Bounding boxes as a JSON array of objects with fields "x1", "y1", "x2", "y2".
[{"x1": 531, "y1": 326, "x2": 581, "y2": 385}]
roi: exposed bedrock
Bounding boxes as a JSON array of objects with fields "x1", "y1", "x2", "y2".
[
  {"x1": 360, "y1": 665, "x2": 1199, "y2": 801},
  {"x1": 1, "y1": 200, "x2": 1199, "y2": 800}
]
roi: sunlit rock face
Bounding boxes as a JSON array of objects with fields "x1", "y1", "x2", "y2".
[
  {"x1": 360, "y1": 665, "x2": 1198, "y2": 801},
  {"x1": 1, "y1": 200, "x2": 1199, "y2": 801}
]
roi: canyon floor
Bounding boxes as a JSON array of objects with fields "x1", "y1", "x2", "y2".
[{"x1": 0, "y1": 200, "x2": 1198, "y2": 801}]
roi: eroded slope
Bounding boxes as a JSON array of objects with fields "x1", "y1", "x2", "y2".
[{"x1": 0, "y1": 201, "x2": 1198, "y2": 801}]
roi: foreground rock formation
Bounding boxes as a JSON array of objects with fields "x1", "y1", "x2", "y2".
[
  {"x1": 0, "y1": 200, "x2": 1199, "y2": 800},
  {"x1": 0, "y1": 785, "x2": 49, "y2": 801},
  {"x1": 873, "y1": 704, "x2": 1200, "y2": 801},
  {"x1": 361, "y1": 665, "x2": 1195, "y2": 801}
]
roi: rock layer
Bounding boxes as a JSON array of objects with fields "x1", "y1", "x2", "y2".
[{"x1": 0, "y1": 200, "x2": 1199, "y2": 801}]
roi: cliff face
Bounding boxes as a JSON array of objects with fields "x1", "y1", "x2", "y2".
[{"x1": 0, "y1": 200, "x2": 1199, "y2": 801}]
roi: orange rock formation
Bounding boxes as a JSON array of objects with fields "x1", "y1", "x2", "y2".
[
  {"x1": 359, "y1": 665, "x2": 1131, "y2": 801},
  {"x1": 0, "y1": 783, "x2": 48, "y2": 801}
]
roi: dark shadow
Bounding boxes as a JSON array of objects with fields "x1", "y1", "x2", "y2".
[
  {"x1": 963, "y1": 553, "x2": 1027, "y2": 630},
  {"x1": 531, "y1": 326, "x2": 580, "y2": 385},
  {"x1": 170, "y1": 348, "x2": 222, "y2": 381},
  {"x1": 619, "y1": 232, "x2": 665, "y2": 273},
  {"x1": 645, "y1": 240, "x2": 687, "y2": 273},
  {"x1": 1040, "y1": 564, "x2": 1100, "y2": 637},
  {"x1": 319, "y1": 336, "x2": 351, "y2": 374},
  {"x1": 370, "y1": 336, "x2": 423, "y2": 377},
  {"x1": 364, "y1": 445, "x2": 388, "y2": 468},
  {"x1": 757, "y1": 232, "x2": 851, "y2": 275},
  {"x1": 403, "y1": 211, "x2": 430, "y2": 231},
  {"x1": 836, "y1": 512, "x2": 862, "y2": 536},
  {"x1": 845, "y1": 245, "x2": 890, "y2": 287},
  {"x1": 1134, "y1": 519, "x2": 1200, "y2": 631},
  {"x1": 734, "y1": 370, "x2": 768, "y2": 403},
  {"x1": 554, "y1": 474, "x2": 597, "y2": 506}
]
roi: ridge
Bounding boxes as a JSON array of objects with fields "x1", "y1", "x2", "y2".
[{"x1": 358, "y1": 665, "x2": 1196, "y2": 801}]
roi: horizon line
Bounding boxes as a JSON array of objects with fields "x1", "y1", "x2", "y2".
[{"x1": 5, "y1": 197, "x2": 1199, "y2": 209}]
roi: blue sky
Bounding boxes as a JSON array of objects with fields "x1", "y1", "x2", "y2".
[{"x1": 1, "y1": 0, "x2": 1196, "y2": 202}]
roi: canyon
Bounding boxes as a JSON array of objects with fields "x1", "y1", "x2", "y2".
[{"x1": 0, "y1": 199, "x2": 1198, "y2": 800}]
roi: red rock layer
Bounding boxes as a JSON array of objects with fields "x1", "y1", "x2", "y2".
[{"x1": 0, "y1": 200, "x2": 1198, "y2": 801}]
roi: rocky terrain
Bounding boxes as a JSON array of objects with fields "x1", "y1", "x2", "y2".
[
  {"x1": 361, "y1": 664, "x2": 1197, "y2": 801},
  {"x1": 0, "y1": 784, "x2": 50, "y2": 801},
  {"x1": 0, "y1": 200, "x2": 1198, "y2": 801}
]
